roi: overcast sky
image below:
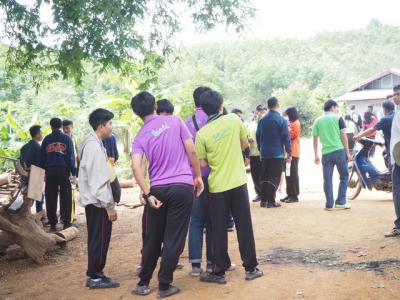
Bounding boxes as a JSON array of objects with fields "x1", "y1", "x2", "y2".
[{"x1": 175, "y1": 0, "x2": 400, "y2": 45}]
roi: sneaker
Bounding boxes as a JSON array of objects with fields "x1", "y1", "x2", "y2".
[
  {"x1": 63, "y1": 223, "x2": 80, "y2": 230},
  {"x1": 49, "y1": 224, "x2": 61, "y2": 232},
  {"x1": 206, "y1": 263, "x2": 213, "y2": 273},
  {"x1": 200, "y1": 273, "x2": 227, "y2": 284},
  {"x1": 280, "y1": 196, "x2": 290, "y2": 202},
  {"x1": 384, "y1": 228, "x2": 400, "y2": 237},
  {"x1": 191, "y1": 266, "x2": 203, "y2": 277},
  {"x1": 175, "y1": 263, "x2": 184, "y2": 270},
  {"x1": 335, "y1": 204, "x2": 351, "y2": 210},
  {"x1": 86, "y1": 275, "x2": 113, "y2": 287},
  {"x1": 158, "y1": 285, "x2": 181, "y2": 298},
  {"x1": 252, "y1": 195, "x2": 261, "y2": 202},
  {"x1": 245, "y1": 268, "x2": 264, "y2": 281},
  {"x1": 87, "y1": 277, "x2": 120, "y2": 289},
  {"x1": 267, "y1": 203, "x2": 281, "y2": 208},
  {"x1": 324, "y1": 207, "x2": 335, "y2": 211},
  {"x1": 260, "y1": 202, "x2": 267, "y2": 208},
  {"x1": 131, "y1": 285, "x2": 151, "y2": 296},
  {"x1": 227, "y1": 263, "x2": 236, "y2": 271},
  {"x1": 285, "y1": 197, "x2": 299, "y2": 203}
]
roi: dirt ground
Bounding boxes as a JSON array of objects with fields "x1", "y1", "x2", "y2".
[{"x1": 1, "y1": 139, "x2": 400, "y2": 300}]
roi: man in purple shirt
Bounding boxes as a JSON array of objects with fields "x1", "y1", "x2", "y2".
[
  {"x1": 130, "y1": 91, "x2": 204, "y2": 298},
  {"x1": 185, "y1": 86, "x2": 213, "y2": 276}
]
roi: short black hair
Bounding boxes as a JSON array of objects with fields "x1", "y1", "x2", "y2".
[
  {"x1": 350, "y1": 105, "x2": 356, "y2": 110},
  {"x1": 89, "y1": 108, "x2": 114, "y2": 131},
  {"x1": 156, "y1": 99, "x2": 174, "y2": 115},
  {"x1": 193, "y1": 86, "x2": 212, "y2": 108},
  {"x1": 285, "y1": 107, "x2": 299, "y2": 122},
  {"x1": 29, "y1": 125, "x2": 41, "y2": 138},
  {"x1": 323, "y1": 99, "x2": 338, "y2": 112},
  {"x1": 386, "y1": 94, "x2": 393, "y2": 100},
  {"x1": 256, "y1": 105, "x2": 266, "y2": 112},
  {"x1": 62, "y1": 119, "x2": 73, "y2": 127},
  {"x1": 393, "y1": 85, "x2": 400, "y2": 92},
  {"x1": 200, "y1": 90, "x2": 224, "y2": 116},
  {"x1": 231, "y1": 108, "x2": 243, "y2": 114},
  {"x1": 344, "y1": 114, "x2": 352, "y2": 121},
  {"x1": 50, "y1": 118, "x2": 62, "y2": 129},
  {"x1": 131, "y1": 91, "x2": 156, "y2": 118},
  {"x1": 382, "y1": 100, "x2": 395, "y2": 112},
  {"x1": 267, "y1": 97, "x2": 278, "y2": 109}
]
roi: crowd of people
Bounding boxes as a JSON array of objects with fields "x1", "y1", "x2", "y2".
[{"x1": 18, "y1": 84, "x2": 400, "y2": 298}]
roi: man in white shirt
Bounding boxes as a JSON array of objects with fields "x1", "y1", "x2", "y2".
[
  {"x1": 386, "y1": 85, "x2": 400, "y2": 237},
  {"x1": 78, "y1": 108, "x2": 120, "y2": 288}
]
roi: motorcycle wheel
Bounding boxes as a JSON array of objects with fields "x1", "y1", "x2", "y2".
[{"x1": 347, "y1": 167, "x2": 362, "y2": 200}]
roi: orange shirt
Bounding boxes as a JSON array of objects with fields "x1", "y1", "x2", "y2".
[{"x1": 289, "y1": 120, "x2": 301, "y2": 158}]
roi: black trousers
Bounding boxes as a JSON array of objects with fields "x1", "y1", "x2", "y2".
[
  {"x1": 285, "y1": 157, "x2": 300, "y2": 198},
  {"x1": 260, "y1": 158, "x2": 284, "y2": 205},
  {"x1": 208, "y1": 184, "x2": 258, "y2": 275},
  {"x1": 250, "y1": 156, "x2": 262, "y2": 196},
  {"x1": 85, "y1": 205, "x2": 112, "y2": 279},
  {"x1": 45, "y1": 168, "x2": 72, "y2": 225},
  {"x1": 139, "y1": 184, "x2": 193, "y2": 290}
]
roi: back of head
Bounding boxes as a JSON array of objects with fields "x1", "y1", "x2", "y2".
[
  {"x1": 285, "y1": 107, "x2": 299, "y2": 122},
  {"x1": 323, "y1": 99, "x2": 338, "y2": 112},
  {"x1": 131, "y1": 91, "x2": 155, "y2": 118},
  {"x1": 200, "y1": 90, "x2": 224, "y2": 116},
  {"x1": 29, "y1": 125, "x2": 41, "y2": 139},
  {"x1": 363, "y1": 111, "x2": 374, "y2": 123},
  {"x1": 231, "y1": 108, "x2": 243, "y2": 114},
  {"x1": 350, "y1": 105, "x2": 356, "y2": 111},
  {"x1": 382, "y1": 100, "x2": 395, "y2": 112},
  {"x1": 394, "y1": 84, "x2": 400, "y2": 92},
  {"x1": 156, "y1": 99, "x2": 175, "y2": 115},
  {"x1": 89, "y1": 108, "x2": 114, "y2": 131},
  {"x1": 193, "y1": 86, "x2": 212, "y2": 108},
  {"x1": 50, "y1": 118, "x2": 62, "y2": 130},
  {"x1": 267, "y1": 97, "x2": 278, "y2": 109}
]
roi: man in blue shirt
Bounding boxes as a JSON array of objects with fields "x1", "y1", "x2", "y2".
[
  {"x1": 354, "y1": 101, "x2": 395, "y2": 167},
  {"x1": 40, "y1": 118, "x2": 76, "y2": 231},
  {"x1": 256, "y1": 97, "x2": 291, "y2": 208}
]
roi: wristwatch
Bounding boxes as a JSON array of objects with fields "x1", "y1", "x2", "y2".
[{"x1": 142, "y1": 192, "x2": 152, "y2": 202}]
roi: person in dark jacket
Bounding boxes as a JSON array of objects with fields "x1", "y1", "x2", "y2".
[
  {"x1": 256, "y1": 97, "x2": 291, "y2": 208},
  {"x1": 40, "y1": 118, "x2": 77, "y2": 231},
  {"x1": 20, "y1": 125, "x2": 44, "y2": 214}
]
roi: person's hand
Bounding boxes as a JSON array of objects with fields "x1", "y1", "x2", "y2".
[
  {"x1": 194, "y1": 176, "x2": 204, "y2": 197},
  {"x1": 353, "y1": 135, "x2": 361, "y2": 142},
  {"x1": 244, "y1": 157, "x2": 250, "y2": 167},
  {"x1": 139, "y1": 193, "x2": 147, "y2": 205},
  {"x1": 148, "y1": 195, "x2": 163, "y2": 209},
  {"x1": 347, "y1": 152, "x2": 352, "y2": 162},
  {"x1": 70, "y1": 176, "x2": 78, "y2": 186},
  {"x1": 286, "y1": 156, "x2": 292, "y2": 163},
  {"x1": 314, "y1": 156, "x2": 320, "y2": 165},
  {"x1": 106, "y1": 207, "x2": 118, "y2": 222},
  {"x1": 248, "y1": 137, "x2": 254, "y2": 144}
]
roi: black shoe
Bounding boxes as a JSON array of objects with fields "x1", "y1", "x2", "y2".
[
  {"x1": 280, "y1": 196, "x2": 290, "y2": 202},
  {"x1": 286, "y1": 197, "x2": 299, "y2": 203},
  {"x1": 260, "y1": 202, "x2": 267, "y2": 208},
  {"x1": 158, "y1": 285, "x2": 181, "y2": 298},
  {"x1": 200, "y1": 273, "x2": 227, "y2": 284},
  {"x1": 245, "y1": 268, "x2": 264, "y2": 281},
  {"x1": 175, "y1": 263, "x2": 184, "y2": 270},
  {"x1": 49, "y1": 224, "x2": 60, "y2": 232},
  {"x1": 267, "y1": 203, "x2": 282, "y2": 208},
  {"x1": 252, "y1": 195, "x2": 261, "y2": 202},
  {"x1": 131, "y1": 285, "x2": 151, "y2": 295},
  {"x1": 63, "y1": 223, "x2": 80, "y2": 230},
  {"x1": 87, "y1": 277, "x2": 120, "y2": 289}
]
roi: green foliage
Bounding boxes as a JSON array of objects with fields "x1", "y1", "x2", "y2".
[{"x1": 0, "y1": 0, "x2": 254, "y2": 86}]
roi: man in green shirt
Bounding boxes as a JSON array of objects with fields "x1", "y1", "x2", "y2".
[
  {"x1": 195, "y1": 90, "x2": 263, "y2": 284},
  {"x1": 313, "y1": 99, "x2": 352, "y2": 210}
]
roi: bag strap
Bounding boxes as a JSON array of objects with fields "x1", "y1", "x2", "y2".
[{"x1": 192, "y1": 114, "x2": 200, "y2": 132}]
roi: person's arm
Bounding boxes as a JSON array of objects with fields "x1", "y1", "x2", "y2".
[
  {"x1": 313, "y1": 135, "x2": 320, "y2": 165},
  {"x1": 113, "y1": 135, "x2": 119, "y2": 162},
  {"x1": 183, "y1": 139, "x2": 204, "y2": 196},
  {"x1": 195, "y1": 132, "x2": 209, "y2": 169},
  {"x1": 239, "y1": 120, "x2": 249, "y2": 150},
  {"x1": 67, "y1": 137, "x2": 77, "y2": 179},
  {"x1": 339, "y1": 117, "x2": 351, "y2": 161},
  {"x1": 256, "y1": 121, "x2": 261, "y2": 151},
  {"x1": 354, "y1": 127, "x2": 376, "y2": 140},
  {"x1": 40, "y1": 139, "x2": 47, "y2": 169},
  {"x1": 282, "y1": 119, "x2": 292, "y2": 160}
]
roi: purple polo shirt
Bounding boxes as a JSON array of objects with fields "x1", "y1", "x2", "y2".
[
  {"x1": 185, "y1": 108, "x2": 211, "y2": 177},
  {"x1": 132, "y1": 115, "x2": 194, "y2": 187}
]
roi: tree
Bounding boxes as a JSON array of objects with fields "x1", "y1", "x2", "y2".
[{"x1": 0, "y1": 0, "x2": 254, "y2": 87}]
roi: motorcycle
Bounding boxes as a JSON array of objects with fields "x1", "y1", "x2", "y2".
[{"x1": 347, "y1": 137, "x2": 392, "y2": 200}]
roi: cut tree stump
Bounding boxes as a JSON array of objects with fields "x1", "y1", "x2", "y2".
[{"x1": 0, "y1": 166, "x2": 67, "y2": 264}]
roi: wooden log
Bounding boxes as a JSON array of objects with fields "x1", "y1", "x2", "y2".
[
  {"x1": 0, "y1": 173, "x2": 11, "y2": 186},
  {"x1": 55, "y1": 227, "x2": 79, "y2": 242}
]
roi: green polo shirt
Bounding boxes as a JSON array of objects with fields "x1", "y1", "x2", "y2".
[
  {"x1": 312, "y1": 112, "x2": 346, "y2": 155},
  {"x1": 196, "y1": 113, "x2": 247, "y2": 193}
]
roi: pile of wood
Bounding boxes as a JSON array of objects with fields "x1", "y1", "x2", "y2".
[{"x1": 0, "y1": 162, "x2": 71, "y2": 264}]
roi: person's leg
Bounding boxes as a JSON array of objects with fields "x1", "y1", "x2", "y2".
[
  {"x1": 98, "y1": 207, "x2": 113, "y2": 275},
  {"x1": 229, "y1": 185, "x2": 258, "y2": 271},
  {"x1": 265, "y1": 158, "x2": 284, "y2": 205},
  {"x1": 188, "y1": 191, "x2": 206, "y2": 266},
  {"x1": 322, "y1": 152, "x2": 335, "y2": 208},
  {"x1": 335, "y1": 150, "x2": 349, "y2": 205},
  {"x1": 287, "y1": 157, "x2": 300, "y2": 199},
  {"x1": 250, "y1": 156, "x2": 262, "y2": 197},
  {"x1": 158, "y1": 185, "x2": 193, "y2": 290},
  {"x1": 138, "y1": 187, "x2": 167, "y2": 287},
  {"x1": 58, "y1": 168, "x2": 73, "y2": 226},
  {"x1": 392, "y1": 165, "x2": 400, "y2": 229},
  {"x1": 85, "y1": 205, "x2": 103, "y2": 279},
  {"x1": 36, "y1": 198, "x2": 44, "y2": 213},
  {"x1": 208, "y1": 191, "x2": 231, "y2": 275},
  {"x1": 260, "y1": 159, "x2": 270, "y2": 205},
  {"x1": 45, "y1": 169, "x2": 58, "y2": 226}
]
